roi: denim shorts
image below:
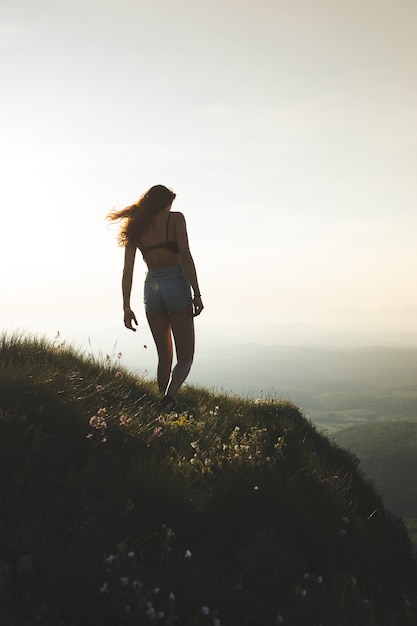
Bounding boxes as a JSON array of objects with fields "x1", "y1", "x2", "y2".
[{"x1": 144, "y1": 265, "x2": 192, "y2": 315}]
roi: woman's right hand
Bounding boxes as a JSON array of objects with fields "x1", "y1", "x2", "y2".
[
  {"x1": 193, "y1": 296, "x2": 204, "y2": 317},
  {"x1": 124, "y1": 309, "x2": 138, "y2": 331}
]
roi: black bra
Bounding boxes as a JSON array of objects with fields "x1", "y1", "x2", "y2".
[{"x1": 138, "y1": 213, "x2": 179, "y2": 257}]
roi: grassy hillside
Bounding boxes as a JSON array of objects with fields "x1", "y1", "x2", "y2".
[
  {"x1": 334, "y1": 421, "x2": 417, "y2": 536},
  {"x1": 1, "y1": 333, "x2": 417, "y2": 626}
]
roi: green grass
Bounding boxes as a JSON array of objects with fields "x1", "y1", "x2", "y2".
[
  {"x1": 334, "y1": 420, "x2": 417, "y2": 543},
  {"x1": 1, "y1": 332, "x2": 416, "y2": 626}
]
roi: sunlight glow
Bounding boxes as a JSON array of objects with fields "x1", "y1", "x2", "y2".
[{"x1": 1, "y1": 0, "x2": 417, "y2": 349}]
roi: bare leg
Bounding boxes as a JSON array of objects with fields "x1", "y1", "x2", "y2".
[
  {"x1": 146, "y1": 311, "x2": 173, "y2": 394},
  {"x1": 166, "y1": 304, "x2": 195, "y2": 398}
]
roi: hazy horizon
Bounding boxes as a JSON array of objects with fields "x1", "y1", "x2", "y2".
[{"x1": 5, "y1": 315, "x2": 416, "y2": 389}]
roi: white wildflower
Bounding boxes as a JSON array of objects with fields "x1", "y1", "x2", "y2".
[{"x1": 105, "y1": 554, "x2": 116, "y2": 564}]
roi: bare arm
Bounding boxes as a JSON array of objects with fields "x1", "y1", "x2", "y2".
[
  {"x1": 122, "y1": 244, "x2": 138, "y2": 331},
  {"x1": 175, "y1": 212, "x2": 204, "y2": 316}
]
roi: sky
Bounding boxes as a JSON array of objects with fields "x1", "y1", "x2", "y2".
[{"x1": 1, "y1": 0, "x2": 417, "y2": 359}]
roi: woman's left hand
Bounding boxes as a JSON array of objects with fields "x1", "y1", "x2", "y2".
[
  {"x1": 124, "y1": 309, "x2": 138, "y2": 331},
  {"x1": 193, "y1": 296, "x2": 204, "y2": 317}
]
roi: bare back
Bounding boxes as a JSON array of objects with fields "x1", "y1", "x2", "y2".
[{"x1": 138, "y1": 210, "x2": 181, "y2": 268}]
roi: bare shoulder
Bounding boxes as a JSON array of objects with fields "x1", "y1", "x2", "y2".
[
  {"x1": 171, "y1": 211, "x2": 187, "y2": 230},
  {"x1": 171, "y1": 211, "x2": 186, "y2": 222},
  {"x1": 171, "y1": 211, "x2": 190, "y2": 250}
]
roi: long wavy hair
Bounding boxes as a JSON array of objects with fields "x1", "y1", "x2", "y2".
[{"x1": 107, "y1": 185, "x2": 176, "y2": 246}]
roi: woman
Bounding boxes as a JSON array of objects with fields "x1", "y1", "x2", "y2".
[{"x1": 108, "y1": 184, "x2": 203, "y2": 409}]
